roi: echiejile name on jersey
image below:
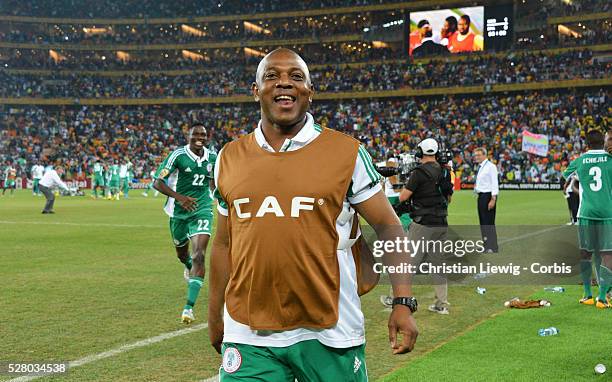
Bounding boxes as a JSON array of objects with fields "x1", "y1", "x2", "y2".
[{"x1": 155, "y1": 145, "x2": 217, "y2": 246}]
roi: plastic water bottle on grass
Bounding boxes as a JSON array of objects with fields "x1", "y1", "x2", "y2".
[
  {"x1": 544, "y1": 287, "x2": 565, "y2": 293},
  {"x1": 538, "y1": 327, "x2": 559, "y2": 336}
]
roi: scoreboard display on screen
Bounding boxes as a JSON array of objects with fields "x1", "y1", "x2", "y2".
[
  {"x1": 407, "y1": 4, "x2": 513, "y2": 56},
  {"x1": 484, "y1": 4, "x2": 514, "y2": 51}
]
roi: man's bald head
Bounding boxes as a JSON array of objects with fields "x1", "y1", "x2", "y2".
[
  {"x1": 252, "y1": 47, "x2": 314, "y2": 130},
  {"x1": 255, "y1": 48, "x2": 312, "y2": 87}
]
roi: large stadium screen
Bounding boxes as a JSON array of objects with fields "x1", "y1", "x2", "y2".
[
  {"x1": 408, "y1": 5, "x2": 514, "y2": 57},
  {"x1": 409, "y1": 7, "x2": 485, "y2": 56}
]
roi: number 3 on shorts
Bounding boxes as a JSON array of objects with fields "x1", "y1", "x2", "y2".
[{"x1": 197, "y1": 219, "x2": 210, "y2": 232}]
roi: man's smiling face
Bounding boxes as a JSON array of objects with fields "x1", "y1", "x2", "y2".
[
  {"x1": 253, "y1": 49, "x2": 314, "y2": 129},
  {"x1": 189, "y1": 125, "x2": 207, "y2": 152}
]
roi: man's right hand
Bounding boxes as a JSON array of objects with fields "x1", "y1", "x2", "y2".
[
  {"x1": 208, "y1": 315, "x2": 224, "y2": 354},
  {"x1": 388, "y1": 304, "x2": 418, "y2": 354},
  {"x1": 176, "y1": 195, "x2": 197, "y2": 211}
]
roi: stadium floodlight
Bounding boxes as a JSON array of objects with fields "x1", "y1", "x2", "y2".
[
  {"x1": 181, "y1": 24, "x2": 205, "y2": 37},
  {"x1": 382, "y1": 19, "x2": 403, "y2": 28},
  {"x1": 244, "y1": 21, "x2": 272, "y2": 35}
]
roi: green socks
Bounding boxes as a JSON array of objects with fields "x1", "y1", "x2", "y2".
[
  {"x1": 593, "y1": 253, "x2": 602, "y2": 284},
  {"x1": 185, "y1": 276, "x2": 203, "y2": 309},
  {"x1": 597, "y1": 265, "x2": 612, "y2": 302},
  {"x1": 579, "y1": 260, "x2": 593, "y2": 297}
]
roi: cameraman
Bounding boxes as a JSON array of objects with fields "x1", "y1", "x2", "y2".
[
  {"x1": 383, "y1": 158, "x2": 413, "y2": 231},
  {"x1": 399, "y1": 138, "x2": 454, "y2": 315}
]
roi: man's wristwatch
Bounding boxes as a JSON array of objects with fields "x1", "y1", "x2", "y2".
[{"x1": 392, "y1": 297, "x2": 418, "y2": 313}]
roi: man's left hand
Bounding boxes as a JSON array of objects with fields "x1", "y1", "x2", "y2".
[
  {"x1": 388, "y1": 304, "x2": 418, "y2": 354},
  {"x1": 488, "y1": 198, "x2": 496, "y2": 210}
]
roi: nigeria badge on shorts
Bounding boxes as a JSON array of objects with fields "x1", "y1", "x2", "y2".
[{"x1": 222, "y1": 347, "x2": 242, "y2": 374}]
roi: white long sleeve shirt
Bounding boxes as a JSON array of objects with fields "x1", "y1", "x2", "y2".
[
  {"x1": 475, "y1": 159, "x2": 499, "y2": 196},
  {"x1": 39, "y1": 169, "x2": 69, "y2": 191}
]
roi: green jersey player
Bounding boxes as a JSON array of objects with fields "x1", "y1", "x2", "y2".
[
  {"x1": 108, "y1": 160, "x2": 121, "y2": 200},
  {"x1": 91, "y1": 159, "x2": 105, "y2": 199},
  {"x1": 2, "y1": 161, "x2": 17, "y2": 196},
  {"x1": 563, "y1": 129, "x2": 612, "y2": 309},
  {"x1": 119, "y1": 158, "x2": 133, "y2": 199},
  {"x1": 154, "y1": 123, "x2": 217, "y2": 323}
]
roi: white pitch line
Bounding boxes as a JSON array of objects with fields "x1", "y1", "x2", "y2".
[
  {"x1": 0, "y1": 220, "x2": 162, "y2": 229},
  {"x1": 200, "y1": 374, "x2": 220, "y2": 382},
  {"x1": 498, "y1": 225, "x2": 565, "y2": 244},
  {"x1": 7, "y1": 323, "x2": 208, "y2": 382}
]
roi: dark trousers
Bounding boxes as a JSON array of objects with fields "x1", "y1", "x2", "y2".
[
  {"x1": 40, "y1": 185, "x2": 55, "y2": 212},
  {"x1": 567, "y1": 193, "x2": 579, "y2": 223},
  {"x1": 477, "y1": 192, "x2": 498, "y2": 252}
]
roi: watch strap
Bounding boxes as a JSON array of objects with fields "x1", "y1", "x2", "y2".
[{"x1": 392, "y1": 296, "x2": 418, "y2": 313}]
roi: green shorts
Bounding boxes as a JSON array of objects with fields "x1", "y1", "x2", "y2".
[
  {"x1": 93, "y1": 176, "x2": 105, "y2": 188},
  {"x1": 4, "y1": 180, "x2": 15, "y2": 187},
  {"x1": 578, "y1": 218, "x2": 612, "y2": 253},
  {"x1": 220, "y1": 340, "x2": 367, "y2": 382},
  {"x1": 169, "y1": 212, "x2": 213, "y2": 247},
  {"x1": 109, "y1": 179, "x2": 120, "y2": 188}
]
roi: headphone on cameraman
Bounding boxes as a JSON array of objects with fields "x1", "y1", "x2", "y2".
[{"x1": 415, "y1": 138, "x2": 439, "y2": 159}]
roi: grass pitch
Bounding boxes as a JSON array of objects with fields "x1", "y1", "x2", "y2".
[{"x1": 0, "y1": 190, "x2": 606, "y2": 381}]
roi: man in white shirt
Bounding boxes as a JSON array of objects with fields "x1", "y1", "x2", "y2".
[
  {"x1": 39, "y1": 166, "x2": 70, "y2": 214},
  {"x1": 473, "y1": 147, "x2": 499, "y2": 253},
  {"x1": 31, "y1": 162, "x2": 45, "y2": 196}
]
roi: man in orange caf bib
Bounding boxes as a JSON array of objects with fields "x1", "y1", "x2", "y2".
[{"x1": 209, "y1": 48, "x2": 418, "y2": 381}]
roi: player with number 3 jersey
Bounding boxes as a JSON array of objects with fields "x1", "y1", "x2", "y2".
[
  {"x1": 563, "y1": 130, "x2": 612, "y2": 309},
  {"x1": 154, "y1": 123, "x2": 217, "y2": 322}
]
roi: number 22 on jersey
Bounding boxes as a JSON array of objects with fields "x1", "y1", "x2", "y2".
[{"x1": 192, "y1": 174, "x2": 207, "y2": 186}]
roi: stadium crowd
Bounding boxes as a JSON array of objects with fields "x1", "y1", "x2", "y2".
[
  {"x1": 1, "y1": 50, "x2": 608, "y2": 98},
  {"x1": 1, "y1": 45, "x2": 401, "y2": 70},
  {"x1": 547, "y1": 0, "x2": 610, "y2": 17},
  {"x1": 1, "y1": 0, "x2": 605, "y2": 18},
  {"x1": 1, "y1": 90, "x2": 608, "y2": 186},
  {"x1": 2, "y1": 14, "x2": 372, "y2": 45},
  {"x1": 557, "y1": 20, "x2": 612, "y2": 47},
  {"x1": 0, "y1": 0, "x2": 401, "y2": 18}
]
